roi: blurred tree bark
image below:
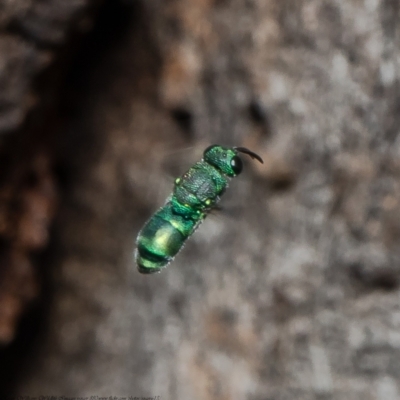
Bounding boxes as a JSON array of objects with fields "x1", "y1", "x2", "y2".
[{"x1": 1, "y1": 0, "x2": 400, "y2": 399}]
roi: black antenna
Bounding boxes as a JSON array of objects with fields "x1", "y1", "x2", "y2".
[{"x1": 234, "y1": 147, "x2": 264, "y2": 164}]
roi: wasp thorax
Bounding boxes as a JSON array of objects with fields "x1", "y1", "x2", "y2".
[{"x1": 203, "y1": 145, "x2": 242, "y2": 177}]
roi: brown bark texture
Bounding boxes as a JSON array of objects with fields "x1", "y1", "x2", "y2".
[{"x1": 1, "y1": 0, "x2": 400, "y2": 399}]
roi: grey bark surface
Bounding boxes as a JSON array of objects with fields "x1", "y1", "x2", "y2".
[{"x1": 1, "y1": 0, "x2": 400, "y2": 399}]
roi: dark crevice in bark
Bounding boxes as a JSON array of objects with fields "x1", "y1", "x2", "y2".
[{"x1": 0, "y1": 0, "x2": 149, "y2": 396}]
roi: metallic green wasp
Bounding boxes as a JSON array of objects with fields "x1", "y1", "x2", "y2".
[{"x1": 135, "y1": 144, "x2": 263, "y2": 274}]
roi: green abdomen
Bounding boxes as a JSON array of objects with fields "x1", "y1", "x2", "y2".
[{"x1": 135, "y1": 203, "x2": 198, "y2": 274}]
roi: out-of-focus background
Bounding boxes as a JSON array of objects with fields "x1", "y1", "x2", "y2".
[{"x1": 1, "y1": 0, "x2": 400, "y2": 399}]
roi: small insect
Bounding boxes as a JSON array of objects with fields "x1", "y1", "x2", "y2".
[{"x1": 135, "y1": 144, "x2": 263, "y2": 274}]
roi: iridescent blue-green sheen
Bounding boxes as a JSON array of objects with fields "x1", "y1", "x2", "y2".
[{"x1": 135, "y1": 145, "x2": 263, "y2": 273}]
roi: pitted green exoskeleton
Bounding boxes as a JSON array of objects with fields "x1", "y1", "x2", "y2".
[{"x1": 135, "y1": 145, "x2": 263, "y2": 274}]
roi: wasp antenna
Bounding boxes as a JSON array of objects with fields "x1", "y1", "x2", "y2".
[{"x1": 234, "y1": 147, "x2": 264, "y2": 164}]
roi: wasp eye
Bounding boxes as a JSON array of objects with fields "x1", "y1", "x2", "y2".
[{"x1": 231, "y1": 156, "x2": 243, "y2": 175}]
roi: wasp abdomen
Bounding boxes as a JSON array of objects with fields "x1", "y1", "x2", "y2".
[{"x1": 136, "y1": 203, "x2": 198, "y2": 273}]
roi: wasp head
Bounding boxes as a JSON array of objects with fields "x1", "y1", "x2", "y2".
[{"x1": 203, "y1": 144, "x2": 263, "y2": 177}]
